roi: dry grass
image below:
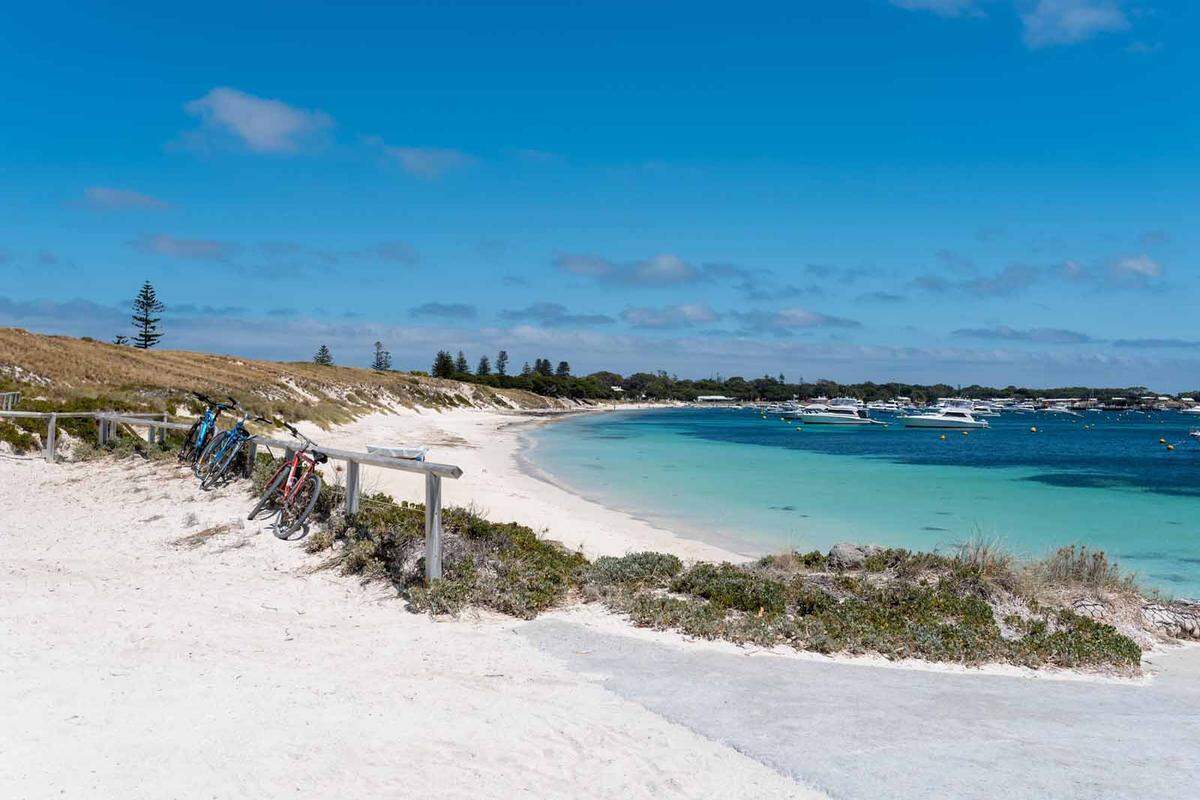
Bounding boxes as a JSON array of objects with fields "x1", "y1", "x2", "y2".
[
  {"x1": 1024, "y1": 545, "x2": 1142, "y2": 598},
  {"x1": 0, "y1": 327, "x2": 569, "y2": 425}
]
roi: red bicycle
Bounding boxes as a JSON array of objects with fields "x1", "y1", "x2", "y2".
[{"x1": 249, "y1": 422, "x2": 326, "y2": 539}]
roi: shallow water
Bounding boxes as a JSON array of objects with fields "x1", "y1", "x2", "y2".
[{"x1": 527, "y1": 407, "x2": 1200, "y2": 597}]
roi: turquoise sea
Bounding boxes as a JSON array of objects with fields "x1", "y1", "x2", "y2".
[{"x1": 526, "y1": 407, "x2": 1200, "y2": 597}]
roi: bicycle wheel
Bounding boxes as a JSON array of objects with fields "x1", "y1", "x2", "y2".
[
  {"x1": 200, "y1": 437, "x2": 243, "y2": 491},
  {"x1": 178, "y1": 419, "x2": 201, "y2": 462},
  {"x1": 275, "y1": 473, "x2": 321, "y2": 540},
  {"x1": 248, "y1": 465, "x2": 288, "y2": 520},
  {"x1": 194, "y1": 431, "x2": 229, "y2": 479}
]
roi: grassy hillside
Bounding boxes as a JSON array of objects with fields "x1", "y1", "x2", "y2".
[{"x1": 0, "y1": 327, "x2": 573, "y2": 424}]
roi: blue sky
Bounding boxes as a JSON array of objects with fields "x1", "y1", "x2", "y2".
[{"x1": 1, "y1": 0, "x2": 1197, "y2": 388}]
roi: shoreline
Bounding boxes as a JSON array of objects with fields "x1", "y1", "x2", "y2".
[
  {"x1": 510, "y1": 408, "x2": 771, "y2": 561},
  {"x1": 292, "y1": 403, "x2": 751, "y2": 563}
]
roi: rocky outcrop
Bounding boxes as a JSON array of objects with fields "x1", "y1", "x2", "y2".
[{"x1": 1141, "y1": 603, "x2": 1200, "y2": 639}]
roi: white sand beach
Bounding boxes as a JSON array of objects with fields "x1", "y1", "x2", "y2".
[{"x1": 0, "y1": 453, "x2": 817, "y2": 799}]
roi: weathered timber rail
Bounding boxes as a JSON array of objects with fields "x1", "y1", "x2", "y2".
[{"x1": 0, "y1": 409, "x2": 461, "y2": 580}]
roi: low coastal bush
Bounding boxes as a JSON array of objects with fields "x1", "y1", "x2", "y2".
[
  {"x1": 129, "y1": 452, "x2": 1152, "y2": 674},
  {"x1": 294, "y1": 480, "x2": 586, "y2": 620},
  {"x1": 0, "y1": 420, "x2": 39, "y2": 453}
]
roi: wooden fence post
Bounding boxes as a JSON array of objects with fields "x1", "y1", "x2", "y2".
[
  {"x1": 425, "y1": 473, "x2": 443, "y2": 582},
  {"x1": 345, "y1": 461, "x2": 362, "y2": 515},
  {"x1": 243, "y1": 440, "x2": 258, "y2": 478},
  {"x1": 44, "y1": 413, "x2": 57, "y2": 463}
]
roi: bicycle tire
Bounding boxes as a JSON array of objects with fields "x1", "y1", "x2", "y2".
[
  {"x1": 275, "y1": 473, "x2": 321, "y2": 540},
  {"x1": 248, "y1": 466, "x2": 288, "y2": 520},
  {"x1": 194, "y1": 430, "x2": 229, "y2": 479},
  {"x1": 178, "y1": 419, "x2": 201, "y2": 462},
  {"x1": 200, "y1": 436, "x2": 244, "y2": 491}
]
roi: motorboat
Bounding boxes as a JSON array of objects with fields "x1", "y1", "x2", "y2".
[
  {"x1": 792, "y1": 401, "x2": 886, "y2": 426},
  {"x1": 900, "y1": 408, "x2": 989, "y2": 429},
  {"x1": 1043, "y1": 404, "x2": 1081, "y2": 417}
]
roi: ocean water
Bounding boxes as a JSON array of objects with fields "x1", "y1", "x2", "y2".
[{"x1": 526, "y1": 407, "x2": 1200, "y2": 597}]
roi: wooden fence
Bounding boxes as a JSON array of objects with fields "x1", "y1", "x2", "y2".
[{"x1": 0, "y1": 409, "x2": 462, "y2": 580}]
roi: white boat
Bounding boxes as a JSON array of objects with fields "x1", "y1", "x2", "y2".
[
  {"x1": 792, "y1": 401, "x2": 886, "y2": 426},
  {"x1": 900, "y1": 408, "x2": 989, "y2": 429},
  {"x1": 1181, "y1": 407, "x2": 1200, "y2": 415},
  {"x1": 1043, "y1": 404, "x2": 1081, "y2": 417}
]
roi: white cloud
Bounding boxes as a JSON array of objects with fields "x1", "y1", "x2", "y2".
[
  {"x1": 130, "y1": 234, "x2": 238, "y2": 261},
  {"x1": 1019, "y1": 0, "x2": 1129, "y2": 48},
  {"x1": 183, "y1": 87, "x2": 333, "y2": 154},
  {"x1": 1113, "y1": 254, "x2": 1161, "y2": 278},
  {"x1": 376, "y1": 143, "x2": 475, "y2": 179},
  {"x1": 890, "y1": 0, "x2": 984, "y2": 17},
  {"x1": 84, "y1": 186, "x2": 169, "y2": 210},
  {"x1": 621, "y1": 303, "x2": 721, "y2": 329}
]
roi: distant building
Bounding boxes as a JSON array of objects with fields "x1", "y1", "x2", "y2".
[{"x1": 610, "y1": 386, "x2": 624, "y2": 393}]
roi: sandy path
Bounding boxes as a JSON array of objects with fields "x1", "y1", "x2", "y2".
[
  {"x1": 524, "y1": 617, "x2": 1200, "y2": 799},
  {"x1": 0, "y1": 455, "x2": 816, "y2": 799},
  {"x1": 293, "y1": 407, "x2": 748, "y2": 563}
]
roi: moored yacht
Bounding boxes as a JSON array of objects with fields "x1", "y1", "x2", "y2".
[
  {"x1": 792, "y1": 399, "x2": 886, "y2": 426},
  {"x1": 900, "y1": 408, "x2": 989, "y2": 429}
]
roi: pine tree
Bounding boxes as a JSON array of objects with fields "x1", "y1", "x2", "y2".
[
  {"x1": 496, "y1": 350, "x2": 509, "y2": 376},
  {"x1": 455, "y1": 350, "x2": 469, "y2": 374},
  {"x1": 535, "y1": 358, "x2": 553, "y2": 377},
  {"x1": 555, "y1": 361, "x2": 571, "y2": 378},
  {"x1": 313, "y1": 344, "x2": 333, "y2": 365},
  {"x1": 521, "y1": 361, "x2": 532, "y2": 376},
  {"x1": 131, "y1": 281, "x2": 165, "y2": 349},
  {"x1": 432, "y1": 350, "x2": 456, "y2": 378},
  {"x1": 476, "y1": 355, "x2": 491, "y2": 376},
  {"x1": 112, "y1": 334, "x2": 129, "y2": 346},
  {"x1": 371, "y1": 341, "x2": 392, "y2": 371}
]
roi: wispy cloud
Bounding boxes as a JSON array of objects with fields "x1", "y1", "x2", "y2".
[
  {"x1": 367, "y1": 137, "x2": 475, "y2": 179},
  {"x1": 890, "y1": 0, "x2": 984, "y2": 18},
  {"x1": 1112, "y1": 338, "x2": 1200, "y2": 349},
  {"x1": 620, "y1": 303, "x2": 721, "y2": 330},
  {"x1": 730, "y1": 307, "x2": 861, "y2": 337},
  {"x1": 857, "y1": 290, "x2": 907, "y2": 303},
  {"x1": 410, "y1": 302, "x2": 478, "y2": 320},
  {"x1": 130, "y1": 234, "x2": 238, "y2": 262},
  {"x1": 954, "y1": 325, "x2": 1096, "y2": 343},
  {"x1": 554, "y1": 252, "x2": 703, "y2": 288},
  {"x1": 1112, "y1": 254, "x2": 1161, "y2": 280},
  {"x1": 892, "y1": 0, "x2": 1133, "y2": 48},
  {"x1": 500, "y1": 302, "x2": 614, "y2": 328},
  {"x1": 83, "y1": 186, "x2": 169, "y2": 211},
  {"x1": 181, "y1": 87, "x2": 333, "y2": 154},
  {"x1": 1020, "y1": 0, "x2": 1129, "y2": 48}
]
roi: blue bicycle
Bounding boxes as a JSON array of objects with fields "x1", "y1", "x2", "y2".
[
  {"x1": 178, "y1": 393, "x2": 235, "y2": 466},
  {"x1": 195, "y1": 402, "x2": 268, "y2": 490}
]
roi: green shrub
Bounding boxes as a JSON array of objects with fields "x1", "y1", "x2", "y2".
[
  {"x1": 0, "y1": 420, "x2": 39, "y2": 453},
  {"x1": 588, "y1": 551, "x2": 683, "y2": 587},
  {"x1": 670, "y1": 563, "x2": 787, "y2": 614}
]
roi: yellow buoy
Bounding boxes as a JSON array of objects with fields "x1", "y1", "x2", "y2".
[
  {"x1": 939, "y1": 434, "x2": 946, "y2": 440},
  {"x1": 1167, "y1": 444, "x2": 1175, "y2": 451},
  {"x1": 1159, "y1": 437, "x2": 1167, "y2": 444},
  {"x1": 962, "y1": 430, "x2": 969, "y2": 436},
  {"x1": 1030, "y1": 426, "x2": 1037, "y2": 433}
]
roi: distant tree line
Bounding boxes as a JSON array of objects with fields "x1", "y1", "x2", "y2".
[{"x1": 412, "y1": 350, "x2": 1155, "y2": 403}]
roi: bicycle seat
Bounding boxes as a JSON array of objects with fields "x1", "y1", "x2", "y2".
[{"x1": 313, "y1": 451, "x2": 329, "y2": 464}]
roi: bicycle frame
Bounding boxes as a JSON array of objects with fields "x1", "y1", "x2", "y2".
[{"x1": 267, "y1": 449, "x2": 318, "y2": 503}]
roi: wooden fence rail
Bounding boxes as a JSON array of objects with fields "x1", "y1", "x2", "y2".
[{"x1": 0, "y1": 409, "x2": 461, "y2": 581}]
